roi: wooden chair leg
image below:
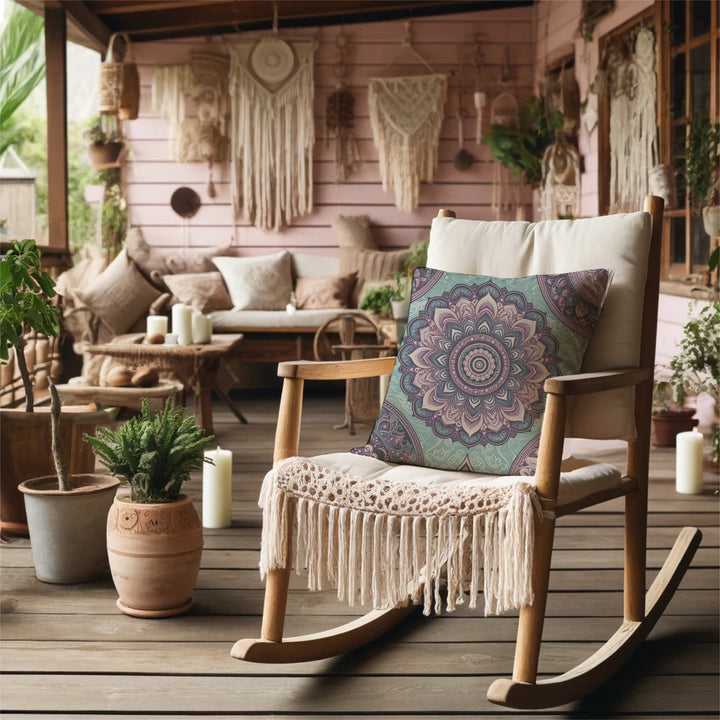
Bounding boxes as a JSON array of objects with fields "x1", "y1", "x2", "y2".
[
  {"x1": 512, "y1": 513, "x2": 556, "y2": 683},
  {"x1": 260, "y1": 567, "x2": 292, "y2": 642}
]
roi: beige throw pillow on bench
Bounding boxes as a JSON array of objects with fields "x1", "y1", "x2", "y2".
[{"x1": 213, "y1": 251, "x2": 293, "y2": 310}]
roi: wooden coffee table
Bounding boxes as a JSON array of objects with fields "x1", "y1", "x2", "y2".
[{"x1": 86, "y1": 333, "x2": 245, "y2": 434}]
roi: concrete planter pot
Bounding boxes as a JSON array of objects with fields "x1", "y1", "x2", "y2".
[
  {"x1": 106, "y1": 493, "x2": 203, "y2": 617},
  {"x1": 19, "y1": 474, "x2": 120, "y2": 583}
]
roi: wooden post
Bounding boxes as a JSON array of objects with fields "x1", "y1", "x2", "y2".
[{"x1": 44, "y1": 7, "x2": 68, "y2": 251}]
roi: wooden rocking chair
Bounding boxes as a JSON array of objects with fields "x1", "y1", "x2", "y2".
[{"x1": 232, "y1": 195, "x2": 701, "y2": 709}]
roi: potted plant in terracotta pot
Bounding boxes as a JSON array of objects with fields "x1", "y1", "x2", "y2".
[
  {"x1": 18, "y1": 382, "x2": 121, "y2": 583},
  {"x1": 85, "y1": 398, "x2": 214, "y2": 617},
  {"x1": 84, "y1": 114, "x2": 124, "y2": 171},
  {"x1": 650, "y1": 378, "x2": 698, "y2": 448},
  {"x1": 685, "y1": 114, "x2": 720, "y2": 238},
  {"x1": 0, "y1": 238, "x2": 114, "y2": 535}
]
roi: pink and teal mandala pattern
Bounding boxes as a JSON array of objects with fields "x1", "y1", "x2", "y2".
[{"x1": 353, "y1": 267, "x2": 609, "y2": 476}]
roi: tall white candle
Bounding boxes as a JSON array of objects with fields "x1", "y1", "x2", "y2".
[
  {"x1": 146, "y1": 314, "x2": 168, "y2": 338},
  {"x1": 203, "y1": 446, "x2": 233, "y2": 528},
  {"x1": 172, "y1": 303, "x2": 193, "y2": 346},
  {"x1": 192, "y1": 311, "x2": 213, "y2": 344},
  {"x1": 676, "y1": 428, "x2": 703, "y2": 494}
]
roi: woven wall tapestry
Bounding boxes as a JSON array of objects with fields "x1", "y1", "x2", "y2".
[
  {"x1": 368, "y1": 74, "x2": 447, "y2": 212},
  {"x1": 606, "y1": 27, "x2": 657, "y2": 213},
  {"x1": 228, "y1": 37, "x2": 316, "y2": 231},
  {"x1": 151, "y1": 52, "x2": 230, "y2": 196}
]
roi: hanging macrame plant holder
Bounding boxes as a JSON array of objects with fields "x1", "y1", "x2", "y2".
[
  {"x1": 98, "y1": 33, "x2": 140, "y2": 120},
  {"x1": 228, "y1": 36, "x2": 316, "y2": 231},
  {"x1": 368, "y1": 73, "x2": 447, "y2": 212},
  {"x1": 489, "y1": 91, "x2": 520, "y2": 219},
  {"x1": 540, "y1": 138, "x2": 581, "y2": 219}
]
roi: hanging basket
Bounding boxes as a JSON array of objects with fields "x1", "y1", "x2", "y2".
[{"x1": 98, "y1": 32, "x2": 140, "y2": 120}]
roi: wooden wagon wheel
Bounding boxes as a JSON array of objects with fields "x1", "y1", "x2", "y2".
[{"x1": 313, "y1": 311, "x2": 392, "y2": 434}]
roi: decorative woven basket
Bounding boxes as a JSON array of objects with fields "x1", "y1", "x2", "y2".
[{"x1": 98, "y1": 33, "x2": 139, "y2": 120}]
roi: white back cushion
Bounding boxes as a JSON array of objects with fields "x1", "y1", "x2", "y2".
[{"x1": 428, "y1": 211, "x2": 652, "y2": 439}]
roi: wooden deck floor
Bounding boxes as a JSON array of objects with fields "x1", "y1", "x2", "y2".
[{"x1": 1, "y1": 387, "x2": 718, "y2": 719}]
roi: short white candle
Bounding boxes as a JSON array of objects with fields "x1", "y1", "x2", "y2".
[
  {"x1": 192, "y1": 311, "x2": 213, "y2": 344},
  {"x1": 146, "y1": 314, "x2": 168, "y2": 338},
  {"x1": 203, "y1": 446, "x2": 233, "y2": 528},
  {"x1": 172, "y1": 303, "x2": 193, "y2": 346},
  {"x1": 676, "y1": 428, "x2": 703, "y2": 494}
]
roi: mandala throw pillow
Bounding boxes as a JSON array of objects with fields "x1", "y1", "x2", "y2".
[{"x1": 352, "y1": 267, "x2": 611, "y2": 476}]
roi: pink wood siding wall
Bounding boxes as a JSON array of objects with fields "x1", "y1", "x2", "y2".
[{"x1": 124, "y1": 5, "x2": 534, "y2": 255}]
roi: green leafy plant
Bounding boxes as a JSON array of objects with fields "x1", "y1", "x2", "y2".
[
  {"x1": 0, "y1": 3, "x2": 45, "y2": 157},
  {"x1": 359, "y1": 284, "x2": 394, "y2": 318},
  {"x1": 483, "y1": 95, "x2": 563, "y2": 188},
  {"x1": 84, "y1": 398, "x2": 214, "y2": 503},
  {"x1": 389, "y1": 271, "x2": 407, "y2": 301},
  {"x1": 668, "y1": 301, "x2": 720, "y2": 463},
  {"x1": 685, "y1": 114, "x2": 720, "y2": 212},
  {"x1": 401, "y1": 239, "x2": 428, "y2": 275},
  {"x1": 0, "y1": 238, "x2": 60, "y2": 411}
]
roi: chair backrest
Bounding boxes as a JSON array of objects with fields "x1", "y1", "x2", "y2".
[{"x1": 427, "y1": 204, "x2": 659, "y2": 441}]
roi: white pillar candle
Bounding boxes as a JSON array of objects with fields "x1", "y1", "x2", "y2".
[
  {"x1": 192, "y1": 311, "x2": 213, "y2": 344},
  {"x1": 146, "y1": 314, "x2": 168, "y2": 338},
  {"x1": 203, "y1": 446, "x2": 233, "y2": 528},
  {"x1": 676, "y1": 428, "x2": 704, "y2": 494},
  {"x1": 172, "y1": 303, "x2": 193, "y2": 346}
]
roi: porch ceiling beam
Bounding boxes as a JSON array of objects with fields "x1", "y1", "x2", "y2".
[{"x1": 57, "y1": 0, "x2": 112, "y2": 54}]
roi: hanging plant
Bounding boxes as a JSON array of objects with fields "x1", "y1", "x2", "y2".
[
  {"x1": 685, "y1": 114, "x2": 720, "y2": 213},
  {"x1": 483, "y1": 95, "x2": 563, "y2": 189}
]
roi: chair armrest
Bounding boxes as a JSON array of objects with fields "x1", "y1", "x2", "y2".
[
  {"x1": 544, "y1": 367, "x2": 652, "y2": 396},
  {"x1": 277, "y1": 356, "x2": 396, "y2": 381}
]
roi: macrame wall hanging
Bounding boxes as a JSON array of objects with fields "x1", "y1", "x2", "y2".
[
  {"x1": 367, "y1": 25, "x2": 447, "y2": 212},
  {"x1": 489, "y1": 91, "x2": 520, "y2": 219},
  {"x1": 605, "y1": 27, "x2": 658, "y2": 213},
  {"x1": 326, "y1": 30, "x2": 359, "y2": 182},
  {"x1": 151, "y1": 51, "x2": 230, "y2": 198},
  {"x1": 227, "y1": 36, "x2": 316, "y2": 230}
]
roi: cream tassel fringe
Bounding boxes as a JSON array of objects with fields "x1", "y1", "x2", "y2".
[
  {"x1": 368, "y1": 74, "x2": 447, "y2": 213},
  {"x1": 259, "y1": 457, "x2": 541, "y2": 616}
]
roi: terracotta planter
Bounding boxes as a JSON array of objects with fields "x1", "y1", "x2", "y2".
[
  {"x1": 87, "y1": 141, "x2": 124, "y2": 171},
  {"x1": 0, "y1": 406, "x2": 116, "y2": 536},
  {"x1": 651, "y1": 410, "x2": 698, "y2": 447},
  {"x1": 106, "y1": 493, "x2": 203, "y2": 618},
  {"x1": 19, "y1": 474, "x2": 120, "y2": 583}
]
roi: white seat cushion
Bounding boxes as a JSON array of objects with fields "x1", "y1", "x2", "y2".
[{"x1": 308, "y1": 452, "x2": 622, "y2": 507}]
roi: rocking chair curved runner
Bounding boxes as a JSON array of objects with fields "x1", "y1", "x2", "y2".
[{"x1": 232, "y1": 195, "x2": 701, "y2": 710}]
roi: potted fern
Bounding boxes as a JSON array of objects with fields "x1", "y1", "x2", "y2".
[
  {"x1": 1, "y1": 238, "x2": 113, "y2": 535},
  {"x1": 85, "y1": 398, "x2": 214, "y2": 617}
]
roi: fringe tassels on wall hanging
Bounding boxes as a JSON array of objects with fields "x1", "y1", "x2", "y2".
[
  {"x1": 151, "y1": 51, "x2": 230, "y2": 197},
  {"x1": 227, "y1": 37, "x2": 316, "y2": 231},
  {"x1": 368, "y1": 74, "x2": 447, "y2": 212}
]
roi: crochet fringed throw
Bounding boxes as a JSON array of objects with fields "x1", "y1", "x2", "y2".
[
  {"x1": 228, "y1": 38, "x2": 316, "y2": 231},
  {"x1": 259, "y1": 457, "x2": 541, "y2": 616},
  {"x1": 368, "y1": 74, "x2": 447, "y2": 212}
]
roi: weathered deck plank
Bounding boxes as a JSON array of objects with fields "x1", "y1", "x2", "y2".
[{"x1": 1, "y1": 389, "x2": 717, "y2": 718}]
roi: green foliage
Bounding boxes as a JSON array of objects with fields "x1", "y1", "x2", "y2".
[
  {"x1": 0, "y1": 3, "x2": 45, "y2": 157},
  {"x1": 668, "y1": 301, "x2": 720, "y2": 407},
  {"x1": 84, "y1": 398, "x2": 214, "y2": 503},
  {"x1": 0, "y1": 238, "x2": 60, "y2": 365},
  {"x1": 685, "y1": 115, "x2": 720, "y2": 211},
  {"x1": 359, "y1": 284, "x2": 394, "y2": 318},
  {"x1": 483, "y1": 95, "x2": 563, "y2": 188},
  {"x1": 99, "y1": 167, "x2": 127, "y2": 254},
  {"x1": 401, "y1": 240, "x2": 428, "y2": 275}
]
